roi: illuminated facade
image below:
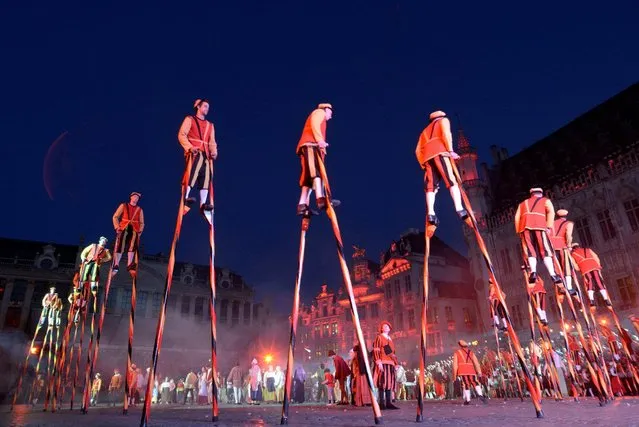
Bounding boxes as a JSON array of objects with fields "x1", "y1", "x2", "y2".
[
  {"x1": 299, "y1": 232, "x2": 482, "y2": 366},
  {"x1": 457, "y1": 82, "x2": 639, "y2": 332},
  {"x1": 0, "y1": 237, "x2": 274, "y2": 374}
]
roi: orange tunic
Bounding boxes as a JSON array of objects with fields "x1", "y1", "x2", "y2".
[
  {"x1": 453, "y1": 348, "x2": 480, "y2": 376},
  {"x1": 113, "y1": 203, "x2": 144, "y2": 233},
  {"x1": 178, "y1": 116, "x2": 217, "y2": 156},
  {"x1": 514, "y1": 196, "x2": 555, "y2": 232},
  {"x1": 571, "y1": 247, "x2": 601, "y2": 274},
  {"x1": 372, "y1": 334, "x2": 397, "y2": 365},
  {"x1": 551, "y1": 218, "x2": 574, "y2": 249},
  {"x1": 296, "y1": 109, "x2": 327, "y2": 154},
  {"x1": 415, "y1": 117, "x2": 451, "y2": 166}
]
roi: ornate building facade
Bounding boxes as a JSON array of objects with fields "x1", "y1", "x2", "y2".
[
  {"x1": 298, "y1": 230, "x2": 482, "y2": 366},
  {"x1": 457, "y1": 82, "x2": 639, "y2": 332},
  {"x1": 0, "y1": 237, "x2": 276, "y2": 376}
]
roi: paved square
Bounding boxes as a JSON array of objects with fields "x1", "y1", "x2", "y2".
[{"x1": 2, "y1": 398, "x2": 639, "y2": 426}]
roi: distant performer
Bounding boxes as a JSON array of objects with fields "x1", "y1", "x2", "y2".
[
  {"x1": 80, "y1": 236, "x2": 112, "y2": 292},
  {"x1": 112, "y1": 192, "x2": 145, "y2": 273},
  {"x1": 488, "y1": 279, "x2": 508, "y2": 330},
  {"x1": 415, "y1": 110, "x2": 467, "y2": 226},
  {"x1": 452, "y1": 340, "x2": 487, "y2": 405},
  {"x1": 514, "y1": 188, "x2": 562, "y2": 285},
  {"x1": 551, "y1": 209, "x2": 576, "y2": 295},
  {"x1": 296, "y1": 103, "x2": 333, "y2": 216},
  {"x1": 178, "y1": 99, "x2": 218, "y2": 211},
  {"x1": 570, "y1": 243, "x2": 612, "y2": 307}
]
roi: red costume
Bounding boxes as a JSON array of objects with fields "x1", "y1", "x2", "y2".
[
  {"x1": 571, "y1": 245, "x2": 610, "y2": 306},
  {"x1": 514, "y1": 188, "x2": 562, "y2": 284},
  {"x1": 328, "y1": 350, "x2": 351, "y2": 404},
  {"x1": 372, "y1": 321, "x2": 399, "y2": 410},
  {"x1": 551, "y1": 209, "x2": 576, "y2": 293},
  {"x1": 296, "y1": 103, "x2": 332, "y2": 214},
  {"x1": 452, "y1": 340, "x2": 486, "y2": 404}
]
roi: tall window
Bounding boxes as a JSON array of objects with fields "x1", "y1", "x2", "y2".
[
  {"x1": 428, "y1": 307, "x2": 439, "y2": 324},
  {"x1": 195, "y1": 297, "x2": 204, "y2": 321},
  {"x1": 500, "y1": 249, "x2": 513, "y2": 274},
  {"x1": 404, "y1": 275, "x2": 412, "y2": 292},
  {"x1": 181, "y1": 296, "x2": 190, "y2": 317},
  {"x1": 624, "y1": 199, "x2": 639, "y2": 232},
  {"x1": 370, "y1": 303, "x2": 379, "y2": 318},
  {"x1": 137, "y1": 291, "x2": 148, "y2": 317},
  {"x1": 616, "y1": 276, "x2": 637, "y2": 307},
  {"x1": 219, "y1": 299, "x2": 228, "y2": 323},
  {"x1": 511, "y1": 305, "x2": 523, "y2": 328},
  {"x1": 408, "y1": 309, "x2": 416, "y2": 330},
  {"x1": 231, "y1": 301, "x2": 240, "y2": 325},
  {"x1": 331, "y1": 322, "x2": 338, "y2": 336},
  {"x1": 359, "y1": 305, "x2": 366, "y2": 320},
  {"x1": 385, "y1": 282, "x2": 392, "y2": 299},
  {"x1": 445, "y1": 306, "x2": 453, "y2": 321},
  {"x1": 151, "y1": 293, "x2": 161, "y2": 317},
  {"x1": 396, "y1": 312, "x2": 404, "y2": 330},
  {"x1": 574, "y1": 217, "x2": 594, "y2": 246},
  {"x1": 597, "y1": 209, "x2": 616, "y2": 241},
  {"x1": 120, "y1": 289, "x2": 132, "y2": 311},
  {"x1": 462, "y1": 307, "x2": 472, "y2": 326},
  {"x1": 322, "y1": 305, "x2": 328, "y2": 317},
  {"x1": 244, "y1": 302, "x2": 251, "y2": 324},
  {"x1": 323, "y1": 323, "x2": 330, "y2": 337},
  {"x1": 314, "y1": 325, "x2": 320, "y2": 339}
]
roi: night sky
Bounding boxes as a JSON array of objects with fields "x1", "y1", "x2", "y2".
[{"x1": 1, "y1": 2, "x2": 638, "y2": 305}]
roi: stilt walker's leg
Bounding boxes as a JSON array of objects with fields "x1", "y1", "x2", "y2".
[
  {"x1": 81, "y1": 284, "x2": 100, "y2": 413},
  {"x1": 449, "y1": 162, "x2": 543, "y2": 417},
  {"x1": 44, "y1": 318, "x2": 58, "y2": 411},
  {"x1": 281, "y1": 215, "x2": 310, "y2": 425},
  {"x1": 203, "y1": 176, "x2": 219, "y2": 422},
  {"x1": 50, "y1": 316, "x2": 62, "y2": 412},
  {"x1": 416, "y1": 219, "x2": 435, "y2": 423},
  {"x1": 505, "y1": 334, "x2": 525, "y2": 402},
  {"x1": 140, "y1": 156, "x2": 192, "y2": 427},
  {"x1": 71, "y1": 285, "x2": 90, "y2": 410},
  {"x1": 316, "y1": 156, "x2": 382, "y2": 425},
  {"x1": 12, "y1": 310, "x2": 47, "y2": 409},
  {"x1": 491, "y1": 326, "x2": 508, "y2": 401},
  {"x1": 123, "y1": 251, "x2": 138, "y2": 415},
  {"x1": 29, "y1": 326, "x2": 53, "y2": 404}
]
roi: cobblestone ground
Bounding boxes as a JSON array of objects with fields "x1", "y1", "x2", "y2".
[{"x1": 3, "y1": 397, "x2": 639, "y2": 427}]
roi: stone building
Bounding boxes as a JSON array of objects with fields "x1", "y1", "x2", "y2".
[
  {"x1": 0, "y1": 237, "x2": 274, "y2": 376},
  {"x1": 457, "y1": 82, "x2": 639, "y2": 332},
  {"x1": 298, "y1": 229, "x2": 482, "y2": 366}
]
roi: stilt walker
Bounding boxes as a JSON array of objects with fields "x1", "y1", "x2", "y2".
[
  {"x1": 503, "y1": 332, "x2": 525, "y2": 401},
  {"x1": 414, "y1": 110, "x2": 467, "y2": 421},
  {"x1": 417, "y1": 111, "x2": 542, "y2": 416},
  {"x1": 44, "y1": 297, "x2": 64, "y2": 411},
  {"x1": 12, "y1": 286, "x2": 59, "y2": 408},
  {"x1": 78, "y1": 237, "x2": 112, "y2": 413},
  {"x1": 282, "y1": 103, "x2": 382, "y2": 425},
  {"x1": 140, "y1": 99, "x2": 218, "y2": 427},
  {"x1": 108, "y1": 192, "x2": 145, "y2": 414}
]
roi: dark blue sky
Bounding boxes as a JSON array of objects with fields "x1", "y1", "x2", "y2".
[{"x1": 1, "y1": 2, "x2": 638, "y2": 304}]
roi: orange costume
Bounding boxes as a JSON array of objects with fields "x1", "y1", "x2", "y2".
[
  {"x1": 372, "y1": 321, "x2": 399, "y2": 410},
  {"x1": 178, "y1": 99, "x2": 217, "y2": 210},
  {"x1": 452, "y1": 340, "x2": 486, "y2": 404},
  {"x1": 80, "y1": 237, "x2": 112, "y2": 292},
  {"x1": 296, "y1": 103, "x2": 332, "y2": 215},
  {"x1": 571, "y1": 245, "x2": 611, "y2": 306},
  {"x1": 514, "y1": 188, "x2": 562, "y2": 284},
  {"x1": 415, "y1": 111, "x2": 466, "y2": 225},
  {"x1": 112, "y1": 192, "x2": 145, "y2": 272}
]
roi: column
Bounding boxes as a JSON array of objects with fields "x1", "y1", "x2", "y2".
[
  {"x1": 0, "y1": 280, "x2": 14, "y2": 329},
  {"x1": 19, "y1": 281, "x2": 35, "y2": 331}
]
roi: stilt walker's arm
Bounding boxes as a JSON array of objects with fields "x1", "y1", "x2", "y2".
[
  {"x1": 316, "y1": 156, "x2": 382, "y2": 425},
  {"x1": 281, "y1": 216, "x2": 309, "y2": 425}
]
